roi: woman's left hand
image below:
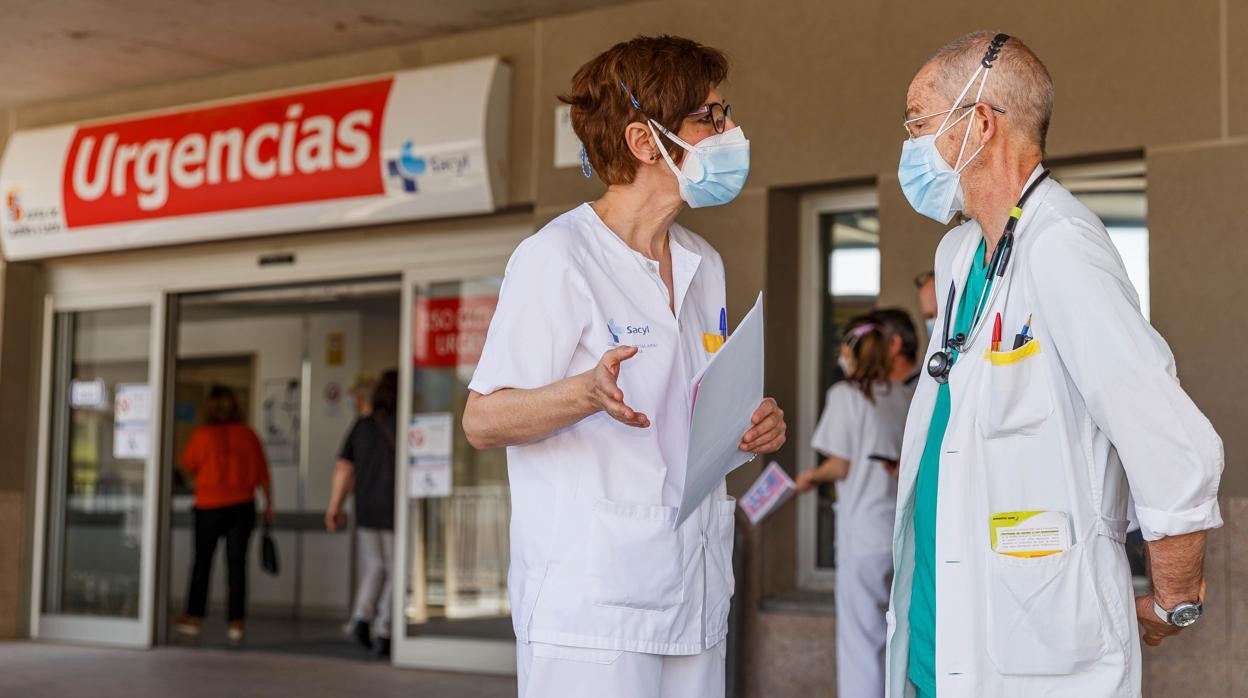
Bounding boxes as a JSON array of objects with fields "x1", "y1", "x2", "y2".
[{"x1": 740, "y1": 398, "x2": 786, "y2": 455}]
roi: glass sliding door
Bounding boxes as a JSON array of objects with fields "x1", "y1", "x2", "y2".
[
  {"x1": 33, "y1": 296, "x2": 165, "y2": 646},
  {"x1": 393, "y1": 271, "x2": 515, "y2": 673}
]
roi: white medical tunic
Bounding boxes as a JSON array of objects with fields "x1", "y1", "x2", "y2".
[
  {"x1": 885, "y1": 169, "x2": 1224, "y2": 698},
  {"x1": 470, "y1": 203, "x2": 735, "y2": 655},
  {"x1": 812, "y1": 380, "x2": 912, "y2": 557}
]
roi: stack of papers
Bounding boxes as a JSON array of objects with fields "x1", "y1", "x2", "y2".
[{"x1": 675, "y1": 293, "x2": 765, "y2": 527}]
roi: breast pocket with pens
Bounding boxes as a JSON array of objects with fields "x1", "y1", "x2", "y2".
[
  {"x1": 979, "y1": 312, "x2": 1052, "y2": 438},
  {"x1": 702, "y1": 306, "x2": 729, "y2": 354}
]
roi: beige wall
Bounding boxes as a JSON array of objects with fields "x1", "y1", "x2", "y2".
[{"x1": 2, "y1": 0, "x2": 1245, "y2": 693}]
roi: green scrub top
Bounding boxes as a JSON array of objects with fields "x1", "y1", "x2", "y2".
[{"x1": 908, "y1": 238, "x2": 992, "y2": 698}]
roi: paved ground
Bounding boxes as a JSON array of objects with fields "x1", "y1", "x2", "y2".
[{"x1": 0, "y1": 642, "x2": 518, "y2": 698}]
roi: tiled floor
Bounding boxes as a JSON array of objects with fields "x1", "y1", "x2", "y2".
[{"x1": 0, "y1": 642, "x2": 517, "y2": 698}]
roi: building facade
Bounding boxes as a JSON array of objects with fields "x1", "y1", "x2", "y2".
[{"x1": 0, "y1": 1, "x2": 1244, "y2": 695}]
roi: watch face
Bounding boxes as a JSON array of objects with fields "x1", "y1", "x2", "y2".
[{"x1": 1172, "y1": 604, "x2": 1202, "y2": 628}]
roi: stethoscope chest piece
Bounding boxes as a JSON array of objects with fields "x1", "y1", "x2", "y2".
[{"x1": 927, "y1": 349, "x2": 952, "y2": 384}]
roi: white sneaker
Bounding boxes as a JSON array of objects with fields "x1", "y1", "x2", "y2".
[
  {"x1": 174, "y1": 617, "x2": 202, "y2": 637},
  {"x1": 227, "y1": 622, "x2": 245, "y2": 645}
]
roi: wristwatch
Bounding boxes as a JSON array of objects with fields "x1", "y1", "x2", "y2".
[{"x1": 1153, "y1": 599, "x2": 1203, "y2": 628}]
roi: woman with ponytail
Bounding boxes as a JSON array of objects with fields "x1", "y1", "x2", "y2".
[{"x1": 796, "y1": 315, "x2": 912, "y2": 698}]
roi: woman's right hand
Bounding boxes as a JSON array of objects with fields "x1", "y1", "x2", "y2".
[
  {"x1": 584, "y1": 345, "x2": 650, "y2": 428},
  {"x1": 794, "y1": 469, "x2": 819, "y2": 493}
]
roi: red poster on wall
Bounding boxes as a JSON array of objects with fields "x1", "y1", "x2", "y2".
[{"x1": 413, "y1": 295, "x2": 498, "y2": 368}]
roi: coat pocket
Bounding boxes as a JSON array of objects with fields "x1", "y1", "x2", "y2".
[
  {"x1": 984, "y1": 539, "x2": 1109, "y2": 675},
  {"x1": 587, "y1": 499, "x2": 686, "y2": 612},
  {"x1": 977, "y1": 341, "x2": 1053, "y2": 438}
]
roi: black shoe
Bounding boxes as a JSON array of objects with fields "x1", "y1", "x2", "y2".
[
  {"x1": 373, "y1": 636, "x2": 391, "y2": 660},
  {"x1": 352, "y1": 619, "x2": 373, "y2": 650}
]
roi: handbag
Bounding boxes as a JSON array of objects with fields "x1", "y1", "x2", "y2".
[{"x1": 260, "y1": 523, "x2": 280, "y2": 575}]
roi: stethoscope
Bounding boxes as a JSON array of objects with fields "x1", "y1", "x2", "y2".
[{"x1": 926, "y1": 169, "x2": 1051, "y2": 384}]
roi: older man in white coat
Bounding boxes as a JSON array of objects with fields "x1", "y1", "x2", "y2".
[{"x1": 886, "y1": 31, "x2": 1224, "y2": 698}]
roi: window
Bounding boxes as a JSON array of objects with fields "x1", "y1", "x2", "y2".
[
  {"x1": 1054, "y1": 160, "x2": 1149, "y2": 319},
  {"x1": 797, "y1": 188, "x2": 879, "y2": 590}
]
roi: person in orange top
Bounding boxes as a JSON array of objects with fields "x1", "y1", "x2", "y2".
[{"x1": 174, "y1": 385, "x2": 274, "y2": 644}]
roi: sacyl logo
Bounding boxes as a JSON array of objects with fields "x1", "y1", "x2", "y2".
[
  {"x1": 607, "y1": 319, "x2": 624, "y2": 345},
  {"x1": 387, "y1": 141, "x2": 426, "y2": 193}
]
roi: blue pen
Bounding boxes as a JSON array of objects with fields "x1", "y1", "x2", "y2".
[
  {"x1": 719, "y1": 307, "x2": 727, "y2": 341},
  {"x1": 1012, "y1": 314, "x2": 1034, "y2": 350}
]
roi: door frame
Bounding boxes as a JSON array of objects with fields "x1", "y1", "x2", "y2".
[
  {"x1": 392, "y1": 259, "x2": 516, "y2": 675},
  {"x1": 795, "y1": 188, "x2": 879, "y2": 592},
  {"x1": 32, "y1": 214, "x2": 531, "y2": 657},
  {"x1": 30, "y1": 288, "x2": 167, "y2": 647}
]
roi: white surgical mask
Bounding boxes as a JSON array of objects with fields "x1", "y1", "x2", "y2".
[
  {"x1": 898, "y1": 62, "x2": 994, "y2": 224},
  {"x1": 837, "y1": 355, "x2": 853, "y2": 376}
]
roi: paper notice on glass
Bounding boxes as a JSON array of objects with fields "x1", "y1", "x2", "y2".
[
  {"x1": 113, "y1": 383, "x2": 151, "y2": 460},
  {"x1": 739, "y1": 461, "x2": 796, "y2": 525},
  {"x1": 408, "y1": 413, "x2": 453, "y2": 498},
  {"x1": 675, "y1": 293, "x2": 764, "y2": 527},
  {"x1": 114, "y1": 423, "x2": 150, "y2": 459},
  {"x1": 70, "y1": 379, "x2": 108, "y2": 410}
]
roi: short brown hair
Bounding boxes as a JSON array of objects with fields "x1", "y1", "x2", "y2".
[{"x1": 559, "y1": 35, "x2": 728, "y2": 185}]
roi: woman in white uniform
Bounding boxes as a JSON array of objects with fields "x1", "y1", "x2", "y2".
[
  {"x1": 796, "y1": 317, "x2": 912, "y2": 698},
  {"x1": 462, "y1": 36, "x2": 787, "y2": 698}
]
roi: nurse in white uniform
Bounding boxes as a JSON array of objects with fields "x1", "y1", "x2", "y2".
[
  {"x1": 796, "y1": 317, "x2": 913, "y2": 698},
  {"x1": 887, "y1": 31, "x2": 1223, "y2": 698},
  {"x1": 462, "y1": 35, "x2": 786, "y2": 698}
]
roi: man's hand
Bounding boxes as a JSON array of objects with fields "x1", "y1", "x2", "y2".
[
  {"x1": 585, "y1": 346, "x2": 650, "y2": 428},
  {"x1": 1135, "y1": 594, "x2": 1184, "y2": 647},
  {"x1": 740, "y1": 398, "x2": 786, "y2": 454}
]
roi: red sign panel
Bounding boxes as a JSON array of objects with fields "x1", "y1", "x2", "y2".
[
  {"x1": 413, "y1": 295, "x2": 498, "y2": 368},
  {"x1": 61, "y1": 79, "x2": 393, "y2": 227}
]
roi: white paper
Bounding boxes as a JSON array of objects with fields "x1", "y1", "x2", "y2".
[
  {"x1": 113, "y1": 383, "x2": 151, "y2": 460},
  {"x1": 408, "y1": 413, "x2": 453, "y2": 498},
  {"x1": 114, "y1": 383, "x2": 151, "y2": 422},
  {"x1": 113, "y1": 424, "x2": 150, "y2": 459},
  {"x1": 70, "y1": 379, "x2": 108, "y2": 410},
  {"x1": 676, "y1": 293, "x2": 765, "y2": 526},
  {"x1": 553, "y1": 104, "x2": 583, "y2": 169}
]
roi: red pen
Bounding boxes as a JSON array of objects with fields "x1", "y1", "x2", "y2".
[{"x1": 992, "y1": 312, "x2": 1002, "y2": 352}]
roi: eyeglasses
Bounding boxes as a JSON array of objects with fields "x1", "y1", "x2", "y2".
[
  {"x1": 687, "y1": 102, "x2": 733, "y2": 134},
  {"x1": 913, "y1": 270, "x2": 935, "y2": 288},
  {"x1": 903, "y1": 102, "x2": 1006, "y2": 139}
]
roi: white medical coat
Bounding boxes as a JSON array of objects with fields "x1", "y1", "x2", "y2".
[
  {"x1": 885, "y1": 169, "x2": 1224, "y2": 698},
  {"x1": 470, "y1": 203, "x2": 735, "y2": 656}
]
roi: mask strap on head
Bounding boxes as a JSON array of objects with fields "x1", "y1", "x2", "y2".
[
  {"x1": 942, "y1": 33, "x2": 1010, "y2": 172},
  {"x1": 619, "y1": 80, "x2": 693, "y2": 175}
]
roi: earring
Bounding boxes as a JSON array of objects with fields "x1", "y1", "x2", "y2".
[{"x1": 650, "y1": 152, "x2": 658, "y2": 161}]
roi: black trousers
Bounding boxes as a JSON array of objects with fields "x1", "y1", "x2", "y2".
[{"x1": 186, "y1": 501, "x2": 256, "y2": 621}]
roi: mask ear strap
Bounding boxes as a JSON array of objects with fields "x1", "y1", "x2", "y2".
[
  {"x1": 647, "y1": 122, "x2": 685, "y2": 179},
  {"x1": 935, "y1": 64, "x2": 984, "y2": 134},
  {"x1": 952, "y1": 34, "x2": 1009, "y2": 170},
  {"x1": 953, "y1": 68, "x2": 992, "y2": 171}
]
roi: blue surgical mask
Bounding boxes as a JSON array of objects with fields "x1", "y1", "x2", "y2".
[
  {"x1": 650, "y1": 123, "x2": 750, "y2": 208},
  {"x1": 898, "y1": 62, "x2": 993, "y2": 224},
  {"x1": 898, "y1": 130, "x2": 974, "y2": 224}
]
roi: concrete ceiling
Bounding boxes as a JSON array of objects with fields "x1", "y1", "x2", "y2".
[{"x1": 0, "y1": 0, "x2": 637, "y2": 109}]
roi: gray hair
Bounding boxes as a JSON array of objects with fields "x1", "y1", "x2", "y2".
[{"x1": 926, "y1": 31, "x2": 1055, "y2": 153}]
